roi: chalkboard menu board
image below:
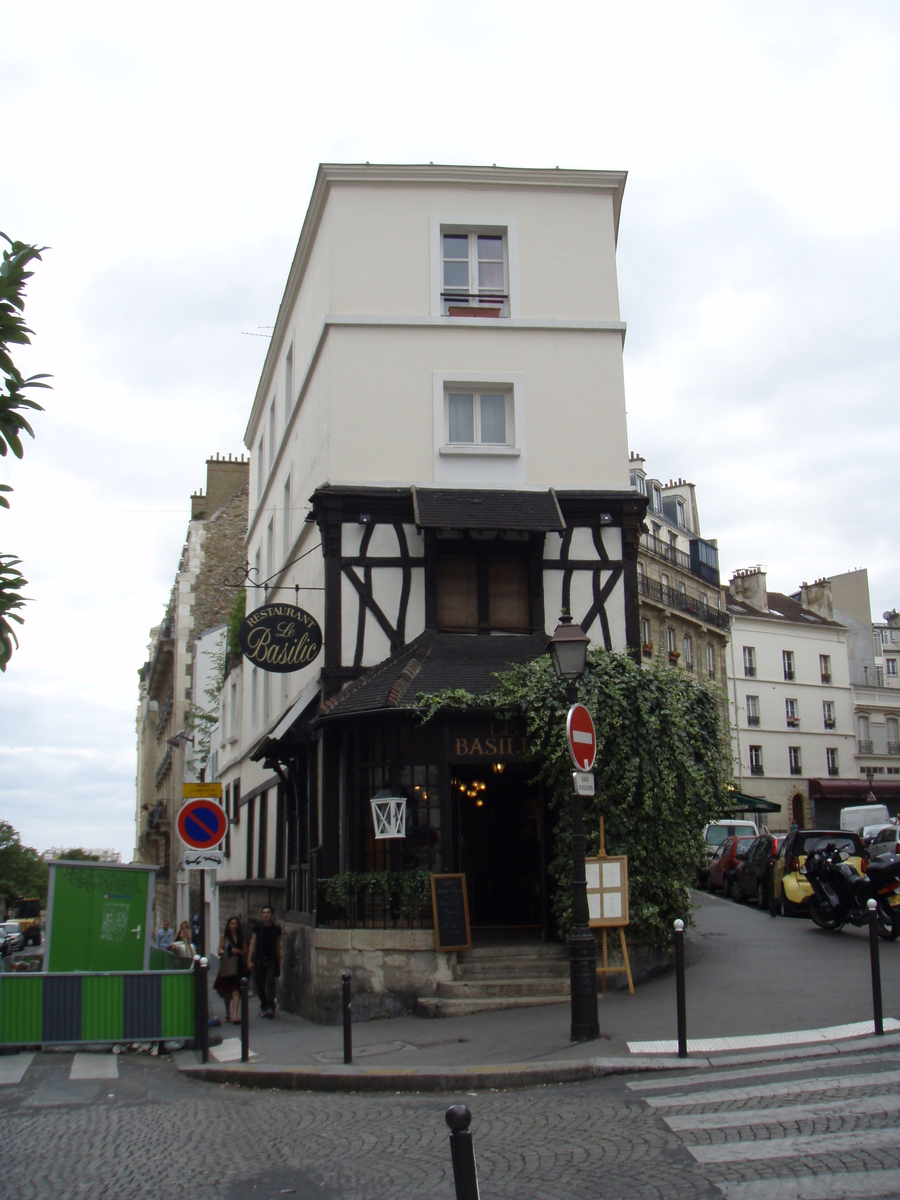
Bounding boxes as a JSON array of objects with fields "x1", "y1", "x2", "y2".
[{"x1": 431, "y1": 874, "x2": 471, "y2": 952}]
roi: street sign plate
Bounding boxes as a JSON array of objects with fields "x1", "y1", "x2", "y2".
[
  {"x1": 182, "y1": 850, "x2": 225, "y2": 870},
  {"x1": 182, "y1": 782, "x2": 223, "y2": 799},
  {"x1": 573, "y1": 771, "x2": 595, "y2": 796},
  {"x1": 177, "y1": 799, "x2": 228, "y2": 850},
  {"x1": 566, "y1": 704, "x2": 597, "y2": 771}
]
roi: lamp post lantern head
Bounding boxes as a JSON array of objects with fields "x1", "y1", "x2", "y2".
[{"x1": 547, "y1": 614, "x2": 590, "y2": 682}]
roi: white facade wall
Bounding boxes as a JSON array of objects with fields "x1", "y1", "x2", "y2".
[{"x1": 727, "y1": 615, "x2": 856, "y2": 826}]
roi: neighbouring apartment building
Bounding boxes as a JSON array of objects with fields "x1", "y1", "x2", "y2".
[
  {"x1": 213, "y1": 162, "x2": 646, "y2": 1021},
  {"x1": 628, "y1": 453, "x2": 729, "y2": 704},
  {"x1": 726, "y1": 567, "x2": 857, "y2": 830},
  {"x1": 135, "y1": 454, "x2": 249, "y2": 925}
]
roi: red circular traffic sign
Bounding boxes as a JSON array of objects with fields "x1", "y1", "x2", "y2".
[
  {"x1": 566, "y1": 704, "x2": 597, "y2": 771},
  {"x1": 177, "y1": 799, "x2": 228, "y2": 849}
]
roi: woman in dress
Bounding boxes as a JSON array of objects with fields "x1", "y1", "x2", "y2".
[{"x1": 214, "y1": 916, "x2": 247, "y2": 1022}]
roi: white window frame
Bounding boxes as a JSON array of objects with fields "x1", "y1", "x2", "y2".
[
  {"x1": 683, "y1": 635, "x2": 693, "y2": 669},
  {"x1": 785, "y1": 698, "x2": 798, "y2": 720},
  {"x1": 783, "y1": 649, "x2": 795, "y2": 680},
  {"x1": 268, "y1": 400, "x2": 277, "y2": 470},
  {"x1": 743, "y1": 646, "x2": 756, "y2": 677},
  {"x1": 285, "y1": 343, "x2": 294, "y2": 422},
  {"x1": 706, "y1": 643, "x2": 715, "y2": 678},
  {"x1": 746, "y1": 695, "x2": 759, "y2": 725},
  {"x1": 675, "y1": 498, "x2": 686, "y2": 528},
  {"x1": 826, "y1": 747, "x2": 839, "y2": 776},
  {"x1": 283, "y1": 475, "x2": 292, "y2": 560},
  {"x1": 433, "y1": 372, "x2": 525, "y2": 479},
  {"x1": 823, "y1": 700, "x2": 835, "y2": 727},
  {"x1": 749, "y1": 745, "x2": 764, "y2": 774},
  {"x1": 820, "y1": 653, "x2": 831, "y2": 682},
  {"x1": 430, "y1": 216, "x2": 519, "y2": 318},
  {"x1": 443, "y1": 387, "x2": 515, "y2": 450},
  {"x1": 887, "y1": 658, "x2": 898, "y2": 677},
  {"x1": 256, "y1": 438, "x2": 264, "y2": 501},
  {"x1": 789, "y1": 746, "x2": 802, "y2": 775}
]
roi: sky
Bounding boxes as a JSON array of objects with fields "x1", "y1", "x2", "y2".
[{"x1": 1, "y1": 0, "x2": 898, "y2": 859}]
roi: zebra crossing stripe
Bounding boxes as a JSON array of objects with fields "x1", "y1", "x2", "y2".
[
  {"x1": 642, "y1": 1067, "x2": 900, "y2": 1108},
  {"x1": 627, "y1": 1017, "x2": 900, "y2": 1055},
  {"x1": 663, "y1": 1091, "x2": 900, "y2": 1132},
  {"x1": 0, "y1": 1052, "x2": 34, "y2": 1085},
  {"x1": 691, "y1": 1128, "x2": 895, "y2": 1164},
  {"x1": 626, "y1": 1051, "x2": 900, "y2": 1092},
  {"x1": 717, "y1": 1167, "x2": 900, "y2": 1199}
]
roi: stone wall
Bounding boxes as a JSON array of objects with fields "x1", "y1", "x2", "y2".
[
  {"x1": 191, "y1": 481, "x2": 249, "y2": 646},
  {"x1": 277, "y1": 924, "x2": 457, "y2": 1024}
]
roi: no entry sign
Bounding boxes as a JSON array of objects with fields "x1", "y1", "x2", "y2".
[
  {"x1": 177, "y1": 799, "x2": 228, "y2": 850},
  {"x1": 566, "y1": 704, "x2": 597, "y2": 772}
]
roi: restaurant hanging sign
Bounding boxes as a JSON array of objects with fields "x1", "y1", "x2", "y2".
[{"x1": 238, "y1": 604, "x2": 323, "y2": 673}]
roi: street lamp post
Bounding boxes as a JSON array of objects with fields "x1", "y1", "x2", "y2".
[{"x1": 547, "y1": 613, "x2": 599, "y2": 1042}]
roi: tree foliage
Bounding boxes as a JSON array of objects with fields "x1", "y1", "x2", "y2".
[
  {"x1": 0, "y1": 233, "x2": 51, "y2": 671},
  {"x1": 0, "y1": 820, "x2": 49, "y2": 906},
  {"x1": 419, "y1": 650, "x2": 730, "y2": 949}
]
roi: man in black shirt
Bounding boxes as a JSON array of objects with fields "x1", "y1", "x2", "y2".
[{"x1": 248, "y1": 905, "x2": 281, "y2": 1018}]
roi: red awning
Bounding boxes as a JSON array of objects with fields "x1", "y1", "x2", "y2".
[{"x1": 808, "y1": 778, "x2": 900, "y2": 802}]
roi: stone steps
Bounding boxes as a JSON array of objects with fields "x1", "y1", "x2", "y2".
[
  {"x1": 417, "y1": 994, "x2": 568, "y2": 1018},
  {"x1": 438, "y1": 977, "x2": 570, "y2": 999},
  {"x1": 417, "y1": 940, "x2": 571, "y2": 1017}
]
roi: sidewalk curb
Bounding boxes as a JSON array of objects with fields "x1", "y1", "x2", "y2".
[{"x1": 175, "y1": 1031, "x2": 900, "y2": 1092}]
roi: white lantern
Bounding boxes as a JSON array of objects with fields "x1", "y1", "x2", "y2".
[{"x1": 370, "y1": 790, "x2": 406, "y2": 839}]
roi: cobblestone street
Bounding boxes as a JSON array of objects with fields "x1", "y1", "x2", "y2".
[{"x1": 3, "y1": 1047, "x2": 900, "y2": 1199}]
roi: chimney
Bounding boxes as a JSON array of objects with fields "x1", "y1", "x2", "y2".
[
  {"x1": 798, "y1": 578, "x2": 833, "y2": 621},
  {"x1": 730, "y1": 567, "x2": 768, "y2": 612},
  {"x1": 191, "y1": 453, "x2": 250, "y2": 520}
]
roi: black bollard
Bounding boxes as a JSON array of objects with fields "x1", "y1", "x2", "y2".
[
  {"x1": 674, "y1": 919, "x2": 687, "y2": 1059},
  {"x1": 194, "y1": 955, "x2": 210, "y2": 1064},
  {"x1": 240, "y1": 975, "x2": 250, "y2": 1063},
  {"x1": 867, "y1": 899, "x2": 884, "y2": 1037},
  {"x1": 342, "y1": 971, "x2": 352, "y2": 1065},
  {"x1": 445, "y1": 1105, "x2": 481, "y2": 1200}
]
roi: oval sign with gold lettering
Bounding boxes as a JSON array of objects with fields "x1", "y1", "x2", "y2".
[{"x1": 238, "y1": 604, "x2": 323, "y2": 673}]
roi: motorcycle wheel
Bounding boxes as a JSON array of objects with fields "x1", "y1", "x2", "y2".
[
  {"x1": 808, "y1": 900, "x2": 841, "y2": 930},
  {"x1": 875, "y1": 900, "x2": 900, "y2": 941}
]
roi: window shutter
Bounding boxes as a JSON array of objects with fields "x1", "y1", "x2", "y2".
[
  {"x1": 436, "y1": 556, "x2": 478, "y2": 631},
  {"x1": 488, "y1": 557, "x2": 530, "y2": 632}
]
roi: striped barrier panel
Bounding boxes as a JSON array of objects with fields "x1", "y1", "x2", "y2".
[{"x1": 0, "y1": 971, "x2": 195, "y2": 1046}]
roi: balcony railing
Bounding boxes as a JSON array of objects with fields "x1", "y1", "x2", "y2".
[
  {"x1": 637, "y1": 573, "x2": 730, "y2": 631},
  {"x1": 821, "y1": 673, "x2": 832, "y2": 684},
  {"x1": 750, "y1": 764, "x2": 764, "y2": 776},
  {"x1": 889, "y1": 743, "x2": 900, "y2": 755},
  {"x1": 641, "y1": 532, "x2": 721, "y2": 586},
  {"x1": 441, "y1": 291, "x2": 509, "y2": 317},
  {"x1": 828, "y1": 766, "x2": 840, "y2": 777},
  {"x1": 155, "y1": 744, "x2": 173, "y2": 785},
  {"x1": 747, "y1": 715, "x2": 760, "y2": 727},
  {"x1": 787, "y1": 718, "x2": 800, "y2": 728},
  {"x1": 744, "y1": 665, "x2": 757, "y2": 678},
  {"x1": 858, "y1": 741, "x2": 874, "y2": 755},
  {"x1": 824, "y1": 719, "x2": 836, "y2": 730}
]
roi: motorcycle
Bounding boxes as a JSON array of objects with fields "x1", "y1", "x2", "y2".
[{"x1": 801, "y1": 839, "x2": 900, "y2": 940}]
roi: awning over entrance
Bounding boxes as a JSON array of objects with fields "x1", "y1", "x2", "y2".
[
  {"x1": 411, "y1": 486, "x2": 566, "y2": 532},
  {"x1": 808, "y1": 778, "x2": 900, "y2": 803},
  {"x1": 317, "y1": 629, "x2": 548, "y2": 720},
  {"x1": 724, "y1": 791, "x2": 782, "y2": 814}
]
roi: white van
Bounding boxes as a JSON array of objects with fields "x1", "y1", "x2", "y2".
[{"x1": 839, "y1": 803, "x2": 889, "y2": 833}]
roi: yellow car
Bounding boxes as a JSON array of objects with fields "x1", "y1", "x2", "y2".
[{"x1": 770, "y1": 830, "x2": 866, "y2": 918}]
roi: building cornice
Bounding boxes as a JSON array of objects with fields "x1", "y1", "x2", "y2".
[{"x1": 243, "y1": 162, "x2": 628, "y2": 447}]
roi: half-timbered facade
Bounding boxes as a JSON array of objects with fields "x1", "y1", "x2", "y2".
[{"x1": 213, "y1": 163, "x2": 646, "y2": 1018}]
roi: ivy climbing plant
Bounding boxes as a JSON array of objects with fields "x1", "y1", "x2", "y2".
[{"x1": 418, "y1": 649, "x2": 730, "y2": 949}]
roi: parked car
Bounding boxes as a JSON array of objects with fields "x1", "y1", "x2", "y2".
[
  {"x1": 707, "y1": 836, "x2": 756, "y2": 898},
  {"x1": 770, "y1": 829, "x2": 866, "y2": 917},
  {"x1": 0, "y1": 927, "x2": 9, "y2": 957},
  {"x1": 868, "y1": 824, "x2": 900, "y2": 858},
  {"x1": 699, "y1": 821, "x2": 759, "y2": 884},
  {"x1": 734, "y1": 834, "x2": 785, "y2": 908},
  {"x1": 1, "y1": 921, "x2": 26, "y2": 953}
]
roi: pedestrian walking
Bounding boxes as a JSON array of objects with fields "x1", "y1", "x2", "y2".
[
  {"x1": 247, "y1": 906, "x2": 281, "y2": 1018},
  {"x1": 214, "y1": 916, "x2": 248, "y2": 1023}
]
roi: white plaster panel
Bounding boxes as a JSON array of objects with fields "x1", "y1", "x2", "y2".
[
  {"x1": 568, "y1": 571, "x2": 597, "y2": 636},
  {"x1": 342, "y1": 584, "x2": 361, "y2": 666},
  {"x1": 604, "y1": 575, "x2": 627, "y2": 651},
  {"x1": 403, "y1": 525, "x2": 425, "y2": 559},
  {"x1": 405, "y1": 571, "x2": 426, "y2": 642},
  {"x1": 543, "y1": 532, "x2": 563, "y2": 561},
  {"x1": 342, "y1": 524, "x2": 364, "y2": 556},
  {"x1": 370, "y1": 567, "x2": 404, "y2": 635},
  {"x1": 362, "y1": 609, "x2": 392, "y2": 667},
  {"x1": 568, "y1": 527, "x2": 598, "y2": 559},
  {"x1": 601, "y1": 527, "x2": 622, "y2": 559},
  {"x1": 544, "y1": 572, "x2": 565, "y2": 632},
  {"x1": 367, "y1": 523, "x2": 402, "y2": 557}
]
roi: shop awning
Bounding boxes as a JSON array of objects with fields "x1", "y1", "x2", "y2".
[
  {"x1": 724, "y1": 791, "x2": 782, "y2": 814},
  {"x1": 808, "y1": 778, "x2": 900, "y2": 802},
  {"x1": 411, "y1": 487, "x2": 566, "y2": 532}
]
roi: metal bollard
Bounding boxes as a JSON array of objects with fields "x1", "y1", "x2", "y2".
[
  {"x1": 342, "y1": 971, "x2": 352, "y2": 1065},
  {"x1": 445, "y1": 1105, "x2": 481, "y2": 1200},
  {"x1": 867, "y1": 899, "x2": 884, "y2": 1037},
  {"x1": 240, "y1": 975, "x2": 250, "y2": 1063},
  {"x1": 674, "y1": 919, "x2": 687, "y2": 1059},
  {"x1": 194, "y1": 955, "x2": 210, "y2": 1064}
]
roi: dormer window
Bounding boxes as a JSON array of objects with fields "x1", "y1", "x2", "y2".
[
  {"x1": 676, "y1": 498, "x2": 686, "y2": 528},
  {"x1": 442, "y1": 231, "x2": 508, "y2": 316},
  {"x1": 651, "y1": 485, "x2": 662, "y2": 512}
]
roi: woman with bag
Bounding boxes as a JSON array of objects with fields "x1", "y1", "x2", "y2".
[{"x1": 214, "y1": 916, "x2": 247, "y2": 1022}]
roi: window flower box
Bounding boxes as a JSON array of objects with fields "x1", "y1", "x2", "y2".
[
  {"x1": 642, "y1": 642, "x2": 653, "y2": 657},
  {"x1": 668, "y1": 650, "x2": 680, "y2": 664}
]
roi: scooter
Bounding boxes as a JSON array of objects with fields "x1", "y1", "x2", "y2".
[{"x1": 801, "y1": 839, "x2": 900, "y2": 940}]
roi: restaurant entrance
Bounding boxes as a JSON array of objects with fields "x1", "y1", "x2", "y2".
[{"x1": 452, "y1": 763, "x2": 545, "y2": 933}]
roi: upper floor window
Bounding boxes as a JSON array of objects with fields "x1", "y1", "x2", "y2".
[
  {"x1": 435, "y1": 553, "x2": 530, "y2": 634},
  {"x1": 820, "y1": 654, "x2": 831, "y2": 683},
  {"x1": 782, "y1": 650, "x2": 795, "y2": 681},
  {"x1": 446, "y1": 389, "x2": 514, "y2": 448},
  {"x1": 268, "y1": 401, "x2": 277, "y2": 470},
  {"x1": 743, "y1": 646, "x2": 756, "y2": 678},
  {"x1": 629, "y1": 471, "x2": 645, "y2": 494},
  {"x1": 785, "y1": 698, "x2": 799, "y2": 726},
  {"x1": 651, "y1": 485, "x2": 662, "y2": 513},
  {"x1": 823, "y1": 700, "x2": 835, "y2": 729},
  {"x1": 675, "y1": 498, "x2": 686, "y2": 527},
  {"x1": 826, "y1": 747, "x2": 839, "y2": 777},
  {"x1": 683, "y1": 635, "x2": 693, "y2": 669},
  {"x1": 442, "y1": 232, "x2": 508, "y2": 316},
  {"x1": 746, "y1": 695, "x2": 760, "y2": 726},
  {"x1": 749, "y1": 745, "x2": 764, "y2": 776},
  {"x1": 887, "y1": 658, "x2": 898, "y2": 677},
  {"x1": 256, "y1": 438, "x2": 264, "y2": 501},
  {"x1": 789, "y1": 746, "x2": 802, "y2": 776},
  {"x1": 706, "y1": 643, "x2": 715, "y2": 679},
  {"x1": 285, "y1": 344, "x2": 294, "y2": 422}
]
